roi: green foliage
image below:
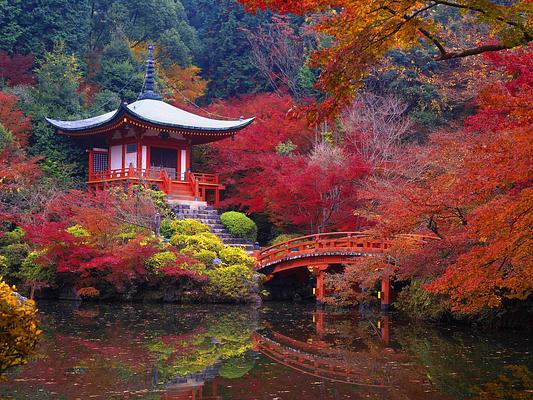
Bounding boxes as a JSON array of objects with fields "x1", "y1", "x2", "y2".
[
  {"x1": 0, "y1": 0, "x2": 91, "y2": 57},
  {"x1": 220, "y1": 211, "x2": 257, "y2": 242},
  {"x1": 18, "y1": 250, "x2": 54, "y2": 297},
  {"x1": 276, "y1": 139, "x2": 297, "y2": 156},
  {"x1": 194, "y1": 249, "x2": 218, "y2": 266},
  {"x1": 65, "y1": 225, "x2": 90, "y2": 238},
  {"x1": 96, "y1": 35, "x2": 143, "y2": 102},
  {"x1": 0, "y1": 124, "x2": 13, "y2": 152},
  {"x1": 0, "y1": 243, "x2": 30, "y2": 282},
  {"x1": 396, "y1": 280, "x2": 450, "y2": 320},
  {"x1": 24, "y1": 43, "x2": 86, "y2": 182},
  {"x1": 206, "y1": 264, "x2": 259, "y2": 303},
  {"x1": 268, "y1": 233, "x2": 300, "y2": 246},
  {"x1": 146, "y1": 251, "x2": 177, "y2": 274},
  {"x1": 219, "y1": 246, "x2": 255, "y2": 268},
  {"x1": 171, "y1": 232, "x2": 224, "y2": 255},
  {"x1": 162, "y1": 218, "x2": 211, "y2": 238},
  {"x1": 0, "y1": 278, "x2": 41, "y2": 376},
  {"x1": 182, "y1": 0, "x2": 270, "y2": 100}
]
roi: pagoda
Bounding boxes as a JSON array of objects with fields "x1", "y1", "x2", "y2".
[{"x1": 47, "y1": 45, "x2": 254, "y2": 208}]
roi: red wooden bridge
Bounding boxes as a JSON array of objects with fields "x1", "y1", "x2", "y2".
[{"x1": 253, "y1": 232, "x2": 436, "y2": 308}]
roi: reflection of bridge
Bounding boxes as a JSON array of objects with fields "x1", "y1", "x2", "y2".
[
  {"x1": 254, "y1": 232, "x2": 436, "y2": 307},
  {"x1": 252, "y1": 311, "x2": 394, "y2": 387}
]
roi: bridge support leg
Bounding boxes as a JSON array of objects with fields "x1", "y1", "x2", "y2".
[
  {"x1": 313, "y1": 309, "x2": 326, "y2": 337},
  {"x1": 315, "y1": 268, "x2": 327, "y2": 306},
  {"x1": 381, "y1": 275, "x2": 391, "y2": 311}
]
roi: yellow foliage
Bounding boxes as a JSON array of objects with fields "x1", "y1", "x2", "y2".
[{"x1": 0, "y1": 277, "x2": 41, "y2": 377}]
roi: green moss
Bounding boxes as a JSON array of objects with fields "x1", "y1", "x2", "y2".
[{"x1": 220, "y1": 211, "x2": 257, "y2": 242}]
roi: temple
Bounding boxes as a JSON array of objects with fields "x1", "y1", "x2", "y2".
[{"x1": 47, "y1": 45, "x2": 254, "y2": 208}]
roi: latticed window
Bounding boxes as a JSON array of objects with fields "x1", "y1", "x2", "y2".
[{"x1": 92, "y1": 152, "x2": 108, "y2": 173}]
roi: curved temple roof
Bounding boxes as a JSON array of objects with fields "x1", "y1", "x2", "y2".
[{"x1": 46, "y1": 99, "x2": 254, "y2": 134}]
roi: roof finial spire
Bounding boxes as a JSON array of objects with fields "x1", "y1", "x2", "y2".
[{"x1": 138, "y1": 43, "x2": 162, "y2": 101}]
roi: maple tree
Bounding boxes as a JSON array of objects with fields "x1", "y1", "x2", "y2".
[
  {"x1": 206, "y1": 93, "x2": 370, "y2": 233},
  {"x1": 0, "y1": 51, "x2": 35, "y2": 86},
  {"x1": 351, "y1": 46, "x2": 533, "y2": 314},
  {"x1": 239, "y1": 0, "x2": 532, "y2": 117}
]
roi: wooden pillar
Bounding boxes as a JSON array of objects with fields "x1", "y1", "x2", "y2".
[
  {"x1": 313, "y1": 309, "x2": 326, "y2": 337},
  {"x1": 87, "y1": 150, "x2": 93, "y2": 181},
  {"x1": 214, "y1": 188, "x2": 220, "y2": 208},
  {"x1": 380, "y1": 314, "x2": 390, "y2": 346},
  {"x1": 136, "y1": 136, "x2": 142, "y2": 176},
  {"x1": 313, "y1": 267, "x2": 328, "y2": 306},
  {"x1": 381, "y1": 275, "x2": 391, "y2": 311}
]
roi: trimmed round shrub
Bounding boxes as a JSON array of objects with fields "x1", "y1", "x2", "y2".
[
  {"x1": 0, "y1": 278, "x2": 41, "y2": 376},
  {"x1": 219, "y1": 247, "x2": 255, "y2": 269},
  {"x1": 220, "y1": 212, "x2": 257, "y2": 242},
  {"x1": 161, "y1": 218, "x2": 210, "y2": 238}
]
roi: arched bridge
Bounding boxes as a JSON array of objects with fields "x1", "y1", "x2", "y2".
[{"x1": 253, "y1": 232, "x2": 436, "y2": 307}]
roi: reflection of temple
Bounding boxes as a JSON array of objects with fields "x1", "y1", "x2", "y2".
[{"x1": 160, "y1": 364, "x2": 221, "y2": 400}]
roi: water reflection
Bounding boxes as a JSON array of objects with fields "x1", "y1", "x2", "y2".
[{"x1": 1, "y1": 302, "x2": 531, "y2": 399}]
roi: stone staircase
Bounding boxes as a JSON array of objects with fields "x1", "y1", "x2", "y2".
[{"x1": 170, "y1": 203, "x2": 255, "y2": 251}]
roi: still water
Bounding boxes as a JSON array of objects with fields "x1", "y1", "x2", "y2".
[{"x1": 1, "y1": 302, "x2": 531, "y2": 399}]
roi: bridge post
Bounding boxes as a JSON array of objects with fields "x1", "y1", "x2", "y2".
[
  {"x1": 311, "y1": 265, "x2": 329, "y2": 307},
  {"x1": 381, "y1": 275, "x2": 391, "y2": 311}
]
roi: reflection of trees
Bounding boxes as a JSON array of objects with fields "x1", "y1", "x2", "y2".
[
  {"x1": 2, "y1": 302, "x2": 258, "y2": 399},
  {"x1": 149, "y1": 309, "x2": 257, "y2": 384},
  {"x1": 395, "y1": 324, "x2": 533, "y2": 399},
  {"x1": 472, "y1": 365, "x2": 533, "y2": 400}
]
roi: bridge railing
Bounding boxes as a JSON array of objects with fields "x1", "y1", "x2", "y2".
[{"x1": 255, "y1": 231, "x2": 439, "y2": 267}]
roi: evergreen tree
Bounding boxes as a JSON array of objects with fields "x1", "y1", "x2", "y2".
[
  {"x1": 24, "y1": 43, "x2": 87, "y2": 183},
  {"x1": 182, "y1": 0, "x2": 270, "y2": 101}
]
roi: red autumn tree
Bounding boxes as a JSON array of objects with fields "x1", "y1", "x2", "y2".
[
  {"x1": 359, "y1": 46, "x2": 533, "y2": 314},
  {"x1": 205, "y1": 93, "x2": 369, "y2": 233},
  {"x1": 0, "y1": 93, "x2": 40, "y2": 220},
  {"x1": 0, "y1": 51, "x2": 35, "y2": 86}
]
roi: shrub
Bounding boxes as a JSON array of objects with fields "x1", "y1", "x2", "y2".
[
  {"x1": 0, "y1": 278, "x2": 41, "y2": 377},
  {"x1": 162, "y1": 218, "x2": 210, "y2": 238},
  {"x1": 195, "y1": 249, "x2": 218, "y2": 266},
  {"x1": 220, "y1": 212, "x2": 257, "y2": 242},
  {"x1": 206, "y1": 264, "x2": 260, "y2": 302},
  {"x1": 18, "y1": 250, "x2": 54, "y2": 299},
  {"x1": 146, "y1": 251, "x2": 178, "y2": 273},
  {"x1": 268, "y1": 233, "x2": 300, "y2": 246},
  {"x1": 170, "y1": 232, "x2": 224, "y2": 254},
  {"x1": 396, "y1": 280, "x2": 450, "y2": 320},
  {"x1": 219, "y1": 247, "x2": 255, "y2": 269}
]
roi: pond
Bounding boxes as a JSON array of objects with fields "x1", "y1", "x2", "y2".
[{"x1": 1, "y1": 302, "x2": 531, "y2": 399}]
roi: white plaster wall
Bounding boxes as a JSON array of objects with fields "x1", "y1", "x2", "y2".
[
  {"x1": 110, "y1": 145, "x2": 122, "y2": 171},
  {"x1": 180, "y1": 149, "x2": 187, "y2": 181},
  {"x1": 142, "y1": 146, "x2": 147, "y2": 170}
]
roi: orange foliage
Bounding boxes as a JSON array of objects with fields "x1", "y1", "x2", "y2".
[
  {"x1": 240, "y1": 0, "x2": 532, "y2": 118},
  {"x1": 362, "y1": 47, "x2": 533, "y2": 314}
]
